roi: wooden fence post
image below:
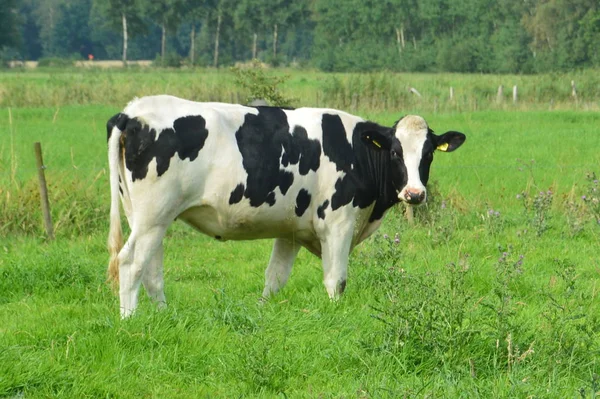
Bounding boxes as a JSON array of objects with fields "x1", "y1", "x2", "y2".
[
  {"x1": 512, "y1": 85, "x2": 518, "y2": 104},
  {"x1": 449, "y1": 87, "x2": 454, "y2": 101},
  {"x1": 34, "y1": 142, "x2": 54, "y2": 240},
  {"x1": 571, "y1": 80, "x2": 577, "y2": 100},
  {"x1": 497, "y1": 85, "x2": 504, "y2": 103}
]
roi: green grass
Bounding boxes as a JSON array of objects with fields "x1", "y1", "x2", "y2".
[{"x1": 1, "y1": 71, "x2": 600, "y2": 397}]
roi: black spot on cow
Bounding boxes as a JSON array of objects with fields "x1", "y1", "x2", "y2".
[
  {"x1": 317, "y1": 199, "x2": 329, "y2": 219},
  {"x1": 106, "y1": 113, "x2": 129, "y2": 141},
  {"x1": 122, "y1": 115, "x2": 209, "y2": 181},
  {"x1": 234, "y1": 107, "x2": 321, "y2": 208},
  {"x1": 266, "y1": 191, "x2": 276, "y2": 206},
  {"x1": 281, "y1": 126, "x2": 321, "y2": 175},
  {"x1": 229, "y1": 183, "x2": 245, "y2": 204},
  {"x1": 172, "y1": 115, "x2": 209, "y2": 162},
  {"x1": 235, "y1": 107, "x2": 290, "y2": 207},
  {"x1": 330, "y1": 176, "x2": 355, "y2": 210},
  {"x1": 295, "y1": 189, "x2": 311, "y2": 217},
  {"x1": 123, "y1": 119, "x2": 155, "y2": 181},
  {"x1": 322, "y1": 114, "x2": 354, "y2": 172},
  {"x1": 278, "y1": 170, "x2": 294, "y2": 195}
]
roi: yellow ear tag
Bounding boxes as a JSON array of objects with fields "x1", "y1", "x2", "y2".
[{"x1": 437, "y1": 143, "x2": 449, "y2": 152}]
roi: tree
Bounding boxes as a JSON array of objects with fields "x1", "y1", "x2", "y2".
[
  {"x1": 91, "y1": 0, "x2": 146, "y2": 63},
  {"x1": 31, "y1": 0, "x2": 65, "y2": 56},
  {"x1": 181, "y1": 0, "x2": 214, "y2": 64},
  {"x1": 0, "y1": 0, "x2": 21, "y2": 51},
  {"x1": 209, "y1": 0, "x2": 235, "y2": 67},
  {"x1": 523, "y1": 0, "x2": 599, "y2": 70},
  {"x1": 18, "y1": 0, "x2": 42, "y2": 60},
  {"x1": 143, "y1": 0, "x2": 186, "y2": 61},
  {"x1": 233, "y1": 0, "x2": 265, "y2": 59}
]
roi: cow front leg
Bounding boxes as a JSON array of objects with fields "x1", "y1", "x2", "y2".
[
  {"x1": 321, "y1": 230, "x2": 353, "y2": 299},
  {"x1": 262, "y1": 238, "x2": 301, "y2": 298}
]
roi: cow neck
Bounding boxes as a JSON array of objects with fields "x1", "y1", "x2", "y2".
[{"x1": 352, "y1": 126, "x2": 399, "y2": 222}]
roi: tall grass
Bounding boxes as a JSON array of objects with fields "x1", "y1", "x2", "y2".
[
  {"x1": 1, "y1": 106, "x2": 112, "y2": 237},
  {"x1": 1, "y1": 67, "x2": 599, "y2": 111}
]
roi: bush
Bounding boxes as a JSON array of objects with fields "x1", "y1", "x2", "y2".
[
  {"x1": 37, "y1": 57, "x2": 76, "y2": 68},
  {"x1": 231, "y1": 59, "x2": 295, "y2": 106},
  {"x1": 153, "y1": 52, "x2": 183, "y2": 68}
]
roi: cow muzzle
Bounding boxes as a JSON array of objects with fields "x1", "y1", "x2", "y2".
[{"x1": 398, "y1": 188, "x2": 426, "y2": 205}]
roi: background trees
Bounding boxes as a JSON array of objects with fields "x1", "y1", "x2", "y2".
[
  {"x1": 0, "y1": 0, "x2": 22, "y2": 54},
  {"x1": 3, "y1": 0, "x2": 599, "y2": 72}
]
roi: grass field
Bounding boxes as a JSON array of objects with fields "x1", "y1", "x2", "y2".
[{"x1": 1, "y1": 69, "x2": 599, "y2": 398}]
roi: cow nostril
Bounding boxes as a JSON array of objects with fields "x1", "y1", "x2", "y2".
[{"x1": 404, "y1": 190, "x2": 425, "y2": 204}]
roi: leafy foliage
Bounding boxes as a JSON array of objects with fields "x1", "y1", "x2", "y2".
[{"x1": 3, "y1": 0, "x2": 600, "y2": 72}]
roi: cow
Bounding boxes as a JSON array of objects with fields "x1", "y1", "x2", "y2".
[{"x1": 106, "y1": 95, "x2": 465, "y2": 317}]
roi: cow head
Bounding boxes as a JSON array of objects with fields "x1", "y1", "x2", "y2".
[{"x1": 361, "y1": 115, "x2": 465, "y2": 205}]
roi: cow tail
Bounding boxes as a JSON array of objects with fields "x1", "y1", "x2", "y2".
[{"x1": 107, "y1": 115, "x2": 126, "y2": 288}]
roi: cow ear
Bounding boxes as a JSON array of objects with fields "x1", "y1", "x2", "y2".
[
  {"x1": 361, "y1": 130, "x2": 392, "y2": 151},
  {"x1": 435, "y1": 131, "x2": 466, "y2": 152}
]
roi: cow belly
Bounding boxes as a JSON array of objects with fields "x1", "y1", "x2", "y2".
[{"x1": 177, "y1": 205, "x2": 312, "y2": 241}]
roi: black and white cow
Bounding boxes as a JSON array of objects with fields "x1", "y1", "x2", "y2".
[{"x1": 107, "y1": 95, "x2": 465, "y2": 317}]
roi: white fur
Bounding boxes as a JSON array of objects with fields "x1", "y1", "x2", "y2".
[{"x1": 395, "y1": 115, "x2": 428, "y2": 201}]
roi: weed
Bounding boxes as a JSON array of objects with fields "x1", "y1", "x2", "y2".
[
  {"x1": 480, "y1": 245, "x2": 532, "y2": 372},
  {"x1": 517, "y1": 189, "x2": 554, "y2": 236},
  {"x1": 483, "y1": 207, "x2": 504, "y2": 236},
  {"x1": 369, "y1": 254, "x2": 476, "y2": 371},
  {"x1": 240, "y1": 333, "x2": 291, "y2": 394},
  {"x1": 542, "y1": 259, "x2": 599, "y2": 368},
  {"x1": 564, "y1": 191, "x2": 587, "y2": 237},
  {"x1": 581, "y1": 172, "x2": 600, "y2": 227},
  {"x1": 231, "y1": 60, "x2": 295, "y2": 106}
]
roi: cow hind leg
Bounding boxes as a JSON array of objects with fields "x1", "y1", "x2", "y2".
[
  {"x1": 119, "y1": 226, "x2": 166, "y2": 318},
  {"x1": 142, "y1": 244, "x2": 166, "y2": 309},
  {"x1": 262, "y1": 238, "x2": 301, "y2": 298},
  {"x1": 321, "y1": 230, "x2": 353, "y2": 300}
]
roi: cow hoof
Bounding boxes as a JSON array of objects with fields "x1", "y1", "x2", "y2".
[{"x1": 326, "y1": 279, "x2": 346, "y2": 300}]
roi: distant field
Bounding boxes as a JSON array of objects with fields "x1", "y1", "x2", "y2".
[
  {"x1": 1, "y1": 70, "x2": 599, "y2": 397},
  {"x1": 7, "y1": 60, "x2": 153, "y2": 69}
]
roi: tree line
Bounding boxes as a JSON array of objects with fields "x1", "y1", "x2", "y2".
[{"x1": 1, "y1": 0, "x2": 599, "y2": 73}]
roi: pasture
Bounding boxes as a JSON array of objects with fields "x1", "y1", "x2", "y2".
[{"x1": 1, "y1": 69, "x2": 599, "y2": 398}]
